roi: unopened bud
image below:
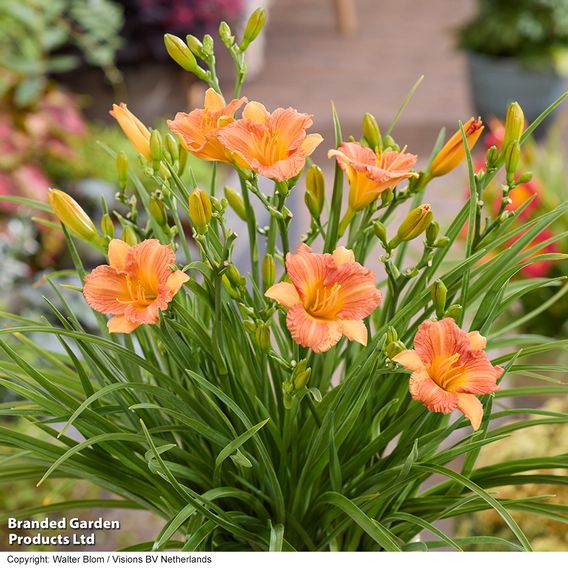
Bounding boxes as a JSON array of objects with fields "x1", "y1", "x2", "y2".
[
  {"x1": 150, "y1": 130, "x2": 163, "y2": 172},
  {"x1": 188, "y1": 188, "x2": 212, "y2": 233},
  {"x1": 373, "y1": 221, "x2": 387, "y2": 245},
  {"x1": 149, "y1": 197, "x2": 167, "y2": 227},
  {"x1": 100, "y1": 213, "x2": 114, "y2": 239},
  {"x1": 445, "y1": 304, "x2": 462, "y2": 320},
  {"x1": 386, "y1": 326, "x2": 398, "y2": 344},
  {"x1": 164, "y1": 34, "x2": 198, "y2": 72},
  {"x1": 226, "y1": 264, "x2": 244, "y2": 288},
  {"x1": 292, "y1": 359, "x2": 311, "y2": 391},
  {"x1": 178, "y1": 145, "x2": 188, "y2": 176},
  {"x1": 381, "y1": 188, "x2": 394, "y2": 206},
  {"x1": 48, "y1": 189, "x2": 102, "y2": 244},
  {"x1": 395, "y1": 203, "x2": 433, "y2": 243},
  {"x1": 224, "y1": 186, "x2": 247, "y2": 220},
  {"x1": 486, "y1": 145, "x2": 499, "y2": 169},
  {"x1": 305, "y1": 164, "x2": 325, "y2": 218},
  {"x1": 202, "y1": 34, "x2": 214, "y2": 56},
  {"x1": 383, "y1": 134, "x2": 399, "y2": 151},
  {"x1": 122, "y1": 225, "x2": 138, "y2": 246},
  {"x1": 426, "y1": 220, "x2": 440, "y2": 244},
  {"x1": 433, "y1": 236, "x2": 450, "y2": 248},
  {"x1": 362, "y1": 112, "x2": 381, "y2": 149},
  {"x1": 165, "y1": 133, "x2": 179, "y2": 162},
  {"x1": 517, "y1": 172, "x2": 533, "y2": 184},
  {"x1": 386, "y1": 340, "x2": 406, "y2": 359},
  {"x1": 219, "y1": 21, "x2": 234, "y2": 48},
  {"x1": 255, "y1": 323, "x2": 271, "y2": 351},
  {"x1": 222, "y1": 275, "x2": 240, "y2": 299},
  {"x1": 262, "y1": 254, "x2": 276, "y2": 288},
  {"x1": 240, "y1": 8, "x2": 267, "y2": 51},
  {"x1": 186, "y1": 35, "x2": 204, "y2": 57},
  {"x1": 117, "y1": 152, "x2": 128, "y2": 190},
  {"x1": 505, "y1": 141, "x2": 521, "y2": 185},
  {"x1": 432, "y1": 280, "x2": 447, "y2": 319},
  {"x1": 502, "y1": 101, "x2": 524, "y2": 153}
]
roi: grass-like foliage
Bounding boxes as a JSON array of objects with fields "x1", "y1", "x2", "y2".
[{"x1": 0, "y1": 9, "x2": 567, "y2": 552}]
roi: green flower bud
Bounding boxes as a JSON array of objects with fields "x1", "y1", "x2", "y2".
[
  {"x1": 292, "y1": 360, "x2": 311, "y2": 391},
  {"x1": 202, "y1": 34, "x2": 214, "y2": 56},
  {"x1": 255, "y1": 322, "x2": 271, "y2": 351},
  {"x1": 188, "y1": 188, "x2": 212, "y2": 233},
  {"x1": 100, "y1": 213, "x2": 114, "y2": 239},
  {"x1": 219, "y1": 21, "x2": 234, "y2": 48},
  {"x1": 150, "y1": 129, "x2": 163, "y2": 172},
  {"x1": 381, "y1": 188, "x2": 393, "y2": 206},
  {"x1": 240, "y1": 8, "x2": 267, "y2": 51},
  {"x1": 224, "y1": 185, "x2": 247, "y2": 220},
  {"x1": 186, "y1": 35, "x2": 204, "y2": 57},
  {"x1": 222, "y1": 274, "x2": 240, "y2": 299},
  {"x1": 486, "y1": 145, "x2": 499, "y2": 169},
  {"x1": 226, "y1": 264, "x2": 244, "y2": 288},
  {"x1": 122, "y1": 225, "x2": 138, "y2": 246},
  {"x1": 517, "y1": 172, "x2": 533, "y2": 184},
  {"x1": 178, "y1": 145, "x2": 188, "y2": 176},
  {"x1": 426, "y1": 220, "x2": 440, "y2": 244},
  {"x1": 395, "y1": 203, "x2": 433, "y2": 243},
  {"x1": 165, "y1": 133, "x2": 179, "y2": 162},
  {"x1": 386, "y1": 340, "x2": 406, "y2": 359},
  {"x1": 433, "y1": 236, "x2": 450, "y2": 248},
  {"x1": 444, "y1": 304, "x2": 462, "y2": 320},
  {"x1": 383, "y1": 134, "x2": 399, "y2": 151},
  {"x1": 432, "y1": 279, "x2": 447, "y2": 319},
  {"x1": 362, "y1": 112, "x2": 381, "y2": 149},
  {"x1": 164, "y1": 34, "x2": 198, "y2": 72},
  {"x1": 116, "y1": 152, "x2": 128, "y2": 190},
  {"x1": 305, "y1": 164, "x2": 325, "y2": 218},
  {"x1": 149, "y1": 196, "x2": 167, "y2": 227},
  {"x1": 262, "y1": 254, "x2": 276, "y2": 289},
  {"x1": 386, "y1": 326, "x2": 398, "y2": 344},
  {"x1": 373, "y1": 220, "x2": 387, "y2": 245},
  {"x1": 502, "y1": 101, "x2": 524, "y2": 153},
  {"x1": 505, "y1": 140, "x2": 521, "y2": 185}
]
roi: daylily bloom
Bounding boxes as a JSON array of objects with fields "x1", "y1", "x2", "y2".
[
  {"x1": 167, "y1": 88, "x2": 246, "y2": 162},
  {"x1": 217, "y1": 101, "x2": 323, "y2": 181},
  {"x1": 83, "y1": 239, "x2": 189, "y2": 333},
  {"x1": 328, "y1": 141, "x2": 417, "y2": 211},
  {"x1": 429, "y1": 117, "x2": 484, "y2": 177},
  {"x1": 393, "y1": 318, "x2": 502, "y2": 430},
  {"x1": 265, "y1": 244, "x2": 381, "y2": 353},
  {"x1": 110, "y1": 104, "x2": 152, "y2": 161}
]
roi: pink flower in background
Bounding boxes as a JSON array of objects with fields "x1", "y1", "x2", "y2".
[
  {"x1": 0, "y1": 165, "x2": 50, "y2": 214},
  {"x1": 513, "y1": 228, "x2": 559, "y2": 278}
]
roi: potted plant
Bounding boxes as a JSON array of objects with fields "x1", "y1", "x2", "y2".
[{"x1": 458, "y1": 0, "x2": 568, "y2": 131}]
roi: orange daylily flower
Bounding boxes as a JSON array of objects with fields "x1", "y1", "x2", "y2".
[
  {"x1": 110, "y1": 104, "x2": 152, "y2": 160},
  {"x1": 265, "y1": 244, "x2": 382, "y2": 353},
  {"x1": 167, "y1": 88, "x2": 246, "y2": 162},
  {"x1": 393, "y1": 318, "x2": 503, "y2": 430},
  {"x1": 430, "y1": 117, "x2": 484, "y2": 177},
  {"x1": 217, "y1": 101, "x2": 323, "y2": 182},
  {"x1": 83, "y1": 239, "x2": 189, "y2": 333},
  {"x1": 328, "y1": 141, "x2": 417, "y2": 211}
]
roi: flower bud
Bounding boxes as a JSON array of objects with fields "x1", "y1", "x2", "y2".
[
  {"x1": 219, "y1": 21, "x2": 234, "y2": 48},
  {"x1": 433, "y1": 236, "x2": 450, "y2": 248},
  {"x1": 382, "y1": 134, "x2": 399, "y2": 151},
  {"x1": 224, "y1": 185, "x2": 247, "y2": 220},
  {"x1": 222, "y1": 275, "x2": 240, "y2": 299},
  {"x1": 386, "y1": 340, "x2": 406, "y2": 359},
  {"x1": 150, "y1": 129, "x2": 163, "y2": 172},
  {"x1": 255, "y1": 322, "x2": 271, "y2": 351},
  {"x1": 226, "y1": 264, "x2": 244, "y2": 288},
  {"x1": 165, "y1": 133, "x2": 179, "y2": 162},
  {"x1": 48, "y1": 189, "x2": 102, "y2": 244},
  {"x1": 362, "y1": 112, "x2": 381, "y2": 149},
  {"x1": 502, "y1": 101, "x2": 524, "y2": 153},
  {"x1": 373, "y1": 220, "x2": 387, "y2": 245},
  {"x1": 149, "y1": 196, "x2": 167, "y2": 227},
  {"x1": 292, "y1": 359, "x2": 311, "y2": 391},
  {"x1": 178, "y1": 145, "x2": 188, "y2": 176},
  {"x1": 100, "y1": 213, "x2": 115, "y2": 239},
  {"x1": 117, "y1": 152, "x2": 128, "y2": 190},
  {"x1": 486, "y1": 145, "x2": 499, "y2": 169},
  {"x1": 164, "y1": 34, "x2": 198, "y2": 72},
  {"x1": 386, "y1": 326, "x2": 398, "y2": 344},
  {"x1": 202, "y1": 34, "x2": 214, "y2": 56},
  {"x1": 186, "y1": 35, "x2": 204, "y2": 57},
  {"x1": 445, "y1": 304, "x2": 462, "y2": 320},
  {"x1": 240, "y1": 8, "x2": 267, "y2": 51},
  {"x1": 262, "y1": 254, "x2": 276, "y2": 288},
  {"x1": 517, "y1": 172, "x2": 533, "y2": 184},
  {"x1": 426, "y1": 220, "x2": 440, "y2": 244},
  {"x1": 505, "y1": 140, "x2": 521, "y2": 185},
  {"x1": 395, "y1": 203, "x2": 433, "y2": 243},
  {"x1": 305, "y1": 164, "x2": 325, "y2": 218},
  {"x1": 381, "y1": 188, "x2": 394, "y2": 206},
  {"x1": 189, "y1": 188, "x2": 212, "y2": 233},
  {"x1": 110, "y1": 104, "x2": 152, "y2": 161},
  {"x1": 122, "y1": 225, "x2": 138, "y2": 246},
  {"x1": 432, "y1": 279, "x2": 447, "y2": 319}
]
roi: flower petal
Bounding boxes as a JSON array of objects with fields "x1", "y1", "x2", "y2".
[
  {"x1": 409, "y1": 368, "x2": 458, "y2": 414},
  {"x1": 455, "y1": 351, "x2": 501, "y2": 395},
  {"x1": 108, "y1": 239, "x2": 130, "y2": 271},
  {"x1": 243, "y1": 101, "x2": 270, "y2": 123},
  {"x1": 125, "y1": 239, "x2": 176, "y2": 292},
  {"x1": 467, "y1": 330, "x2": 486, "y2": 351},
  {"x1": 166, "y1": 270, "x2": 189, "y2": 295},
  {"x1": 300, "y1": 133, "x2": 324, "y2": 156},
  {"x1": 332, "y1": 246, "x2": 355, "y2": 266},
  {"x1": 393, "y1": 349, "x2": 424, "y2": 372},
  {"x1": 285, "y1": 244, "x2": 335, "y2": 301},
  {"x1": 124, "y1": 301, "x2": 161, "y2": 325},
  {"x1": 204, "y1": 88, "x2": 226, "y2": 112},
  {"x1": 286, "y1": 304, "x2": 342, "y2": 353},
  {"x1": 457, "y1": 393, "x2": 483, "y2": 430},
  {"x1": 341, "y1": 319, "x2": 367, "y2": 345},
  {"x1": 108, "y1": 315, "x2": 141, "y2": 334},
  {"x1": 83, "y1": 265, "x2": 129, "y2": 315},
  {"x1": 265, "y1": 282, "x2": 301, "y2": 308},
  {"x1": 414, "y1": 318, "x2": 469, "y2": 366}
]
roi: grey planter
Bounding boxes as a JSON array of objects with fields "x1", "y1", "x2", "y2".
[{"x1": 466, "y1": 51, "x2": 567, "y2": 136}]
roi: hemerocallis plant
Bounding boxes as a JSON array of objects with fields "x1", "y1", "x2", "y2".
[{"x1": 0, "y1": 7, "x2": 567, "y2": 552}]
